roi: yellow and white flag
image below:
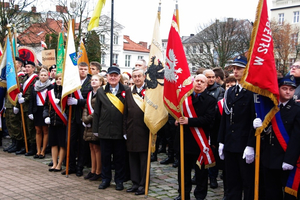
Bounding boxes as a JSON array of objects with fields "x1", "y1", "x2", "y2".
[
  {"x1": 144, "y1": 3, "x2": 168, "y2": 152},
  {"x1": 61, "y1": 21, "x2": 81, "y2": 113},
  {"x1": 88, "y1": 0, "x2": 106, "y2": 31}
]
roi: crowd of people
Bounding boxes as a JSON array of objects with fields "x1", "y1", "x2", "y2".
[{"x1": 1, "y1": 55, "x2": 300, "y2": 200}]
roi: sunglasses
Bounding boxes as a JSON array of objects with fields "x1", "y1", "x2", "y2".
[
  {"x1": 290, "y1": 65, "x2": 300, "y2": 69},
  {"x1": 128, "y1": 83, "x2": 134, "y2": 85}
]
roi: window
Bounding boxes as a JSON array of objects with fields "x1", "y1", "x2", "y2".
[
  {"x1": 294, "y1": 11, "x2": 299, "y2": 23},
  {"x1": 192, "y1": 46, "x2": 196, "y2": 54},
  {"x1": 113, "y1": 54, "x2": 118, "y2": 64},
  {"x1": 100, "y1": 35, "x2": 105, "y2": 44},
  {"x1": 279, "y1": 13, "x2": 284, "y2": 24},
  {"x1": 101, "y1": 54, "x2": 105, "y2": 65},
  {"x1": 125, "y1": 55, "x2": 131, "y2": 67},
  {"x1": 113, "y1": 35, "x2": 118, "y2": 45},
  {"x1": 138, "y1": 56, "x2": 143, "y2": 60},
  {"x1": 200, "y1": 44, "x2": 204, "y2": 53},
  {"x1": 291, "y1": 33, "x2": 298, "y2": 50},
  {"x1": 186, "y1": 46, "x2": 190, "y2": 54}
]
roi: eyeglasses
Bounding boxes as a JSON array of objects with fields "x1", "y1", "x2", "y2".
[
  {"x1": 128, "y1": 83, "x2": 134, "y2": 86},
  {"x1": 290, "y1": 65, "x2": 300, "y2": 69}
]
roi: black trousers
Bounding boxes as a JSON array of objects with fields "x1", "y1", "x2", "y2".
[
  {"x1": 100, "y1": 138, "x2": 126, "y2": 183},
  {"x1": 177, "y1": 153, "x2": 208, "y2": 199},
  {"x1": 224, "y1": 151, "x2": 255, "y2": 200},
  {"x1": 129, "y1": 151, "x2": 147, "y2": 189},
  {"x1": 68, "y1": 121, "x2": 88, "y2": 171}
]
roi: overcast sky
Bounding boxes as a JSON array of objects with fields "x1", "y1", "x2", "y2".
[{"x1": 36, "y1": 0, "x2": 273, "y2": 44}]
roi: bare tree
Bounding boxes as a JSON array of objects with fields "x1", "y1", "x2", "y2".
[
  {"x1": 271, "y1": 20, "x2": 300, "y2": 75},
  {"x1": 184, "y1": 18, "x2": 252, "y2": 69}
]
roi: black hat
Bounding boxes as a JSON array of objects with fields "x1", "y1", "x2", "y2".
[
  {"x1": 24, "y1": 60, "x2": 35, "y2": 67},
  {"x1": 278, "y1": 75, "x2": 296, "y2": 88},
  {"x1": 107, "y1": 66, "x2": 120, "y2": 75},
  {"x1": 49, "y1": 64, "x2": 56, "y2": 71},
  {"x1": 231, "y1": 55, "x2": 247, "y2": 68},
  {"x1": 15, "y1": 57, "x2": 24, "y2": 65}
]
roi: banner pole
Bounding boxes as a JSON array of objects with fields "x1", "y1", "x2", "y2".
[
  {"x1": 145, "y1": 131, "x2": 152, "y2": 197},
  {"x1": 65, "y1": 105, "x2": 72, "y2": 177},
  {"x1": 180, "y1": 124, "x2": 185, "y2": 200}
]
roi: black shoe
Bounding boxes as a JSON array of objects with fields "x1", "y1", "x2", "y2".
[
  {"x1": 191, "y1": 175, "x2": 196, "y2": 185},
  {"x1": 61, "y1": 169, "x2": 76, "y2": 175},
  {"x1": 135, "y1": 188, "x2": 145, "y2": 195},
  {"x1": 4, "y1": 139, "x2": 16, "y2": 152},
  {"x1": 39, "y1": 154, "x2": 45, "y2": 159},
  {"x1": 76, "y1": 170, "x2": 83, "y2": 177},
  {"x1": 151, "y1": 155, "x2": 157, "y2": 162},
  {"x1": 33, "y1": 154, "x2": 39, "y2": 159},
  {"x1": 53, "y1": 168, "x2": 62, "y2": 172},
  {"x1": 7, "y1": 145, "x2": 18, "y2": 153},
  {"x1": 126, "y1": 186, "x2": 138, "y2": 193},
  {"x1": 160, "y1": 157, "x2": 174, "y2": 165},
  {"x1": 15, "y1": 147, "x2": 26, "y2": 155},
  {"x1": 115, "y1": 182, "x2": 124, "y2": 191},
  {"x1": 98, "y1": 181, "x2": 110, "y2": 189},
  {"x1": 48, "y1": 160, "x2": 53, "y2": 167},
  {"x1": 84, "y1": 172, "x2": 95, "y2": 180},
  {"x1": 157, "y1": 147, "x2": 166, "y2": 154},
  {"x1": 210, "y1": 177, "x2": 218, "y2": 189},
  {"x1": 174, "y1": 195, "x2": 190, "y2": 200},
  {"x1": 25, "y1": 143, "x2": 37, "y2": 156},
  {"x1": 172, "y1": 159, "x2": 179, "y2": 168},
  {"x1": 89, "y1": 173, "x2": 102, "y2": 181},
  {"x1": 49, "y1": 168, "x2": 55, "y2": 172}
]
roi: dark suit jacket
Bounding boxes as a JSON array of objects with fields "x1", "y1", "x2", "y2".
[
  {"x1": 92, "y1": 82, "x2": 128, "y2": 140},
  {"x1": 175, "y1": 90, "x2": 216, "y2": 155},
  {"x1": 218, "y1": 85, "x2": 256, "y2": 153},
  {"x1": 261, "y1": 99, "x2": 300, "y2": 169},
  {"x1": 123, "y1": 85, "x2": 149, "y2": 152}
]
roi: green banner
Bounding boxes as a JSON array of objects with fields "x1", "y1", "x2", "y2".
[{"x1": 56, "y1": 32, "x2": 64, "y2": 74}]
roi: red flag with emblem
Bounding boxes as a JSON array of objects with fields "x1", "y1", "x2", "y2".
[{"x1": 163, "y1": 14, "x2": 193, "y2": 120}]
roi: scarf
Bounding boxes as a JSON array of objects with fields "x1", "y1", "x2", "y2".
[{"x1": 34, "y1": 79, "x2": 51, "y2": 91}]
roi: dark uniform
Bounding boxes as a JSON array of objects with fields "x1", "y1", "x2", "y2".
[
  {"x1": 260, "y1": 76, "x2": 300, "y2": 200},
  {"x1": 175, "y1": 90, "x2": 216, "y2": 200},
  {"x1": 218, "y1": 85, "x2": 256, "y2": 200}
]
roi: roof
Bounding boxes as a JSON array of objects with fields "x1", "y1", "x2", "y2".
[
  {"x1": 18, "y1": 18, "x2": 80, "y2": 46},
  {"x1": 123, "y1": 35, "x2": 149, "y2": 53}
]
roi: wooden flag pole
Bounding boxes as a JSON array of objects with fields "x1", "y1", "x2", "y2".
[
  {"x1": 254, "y1": 134, "x2": 261, "y2": 200},
  {"x1": 145, "y1": 131, "x2": 153, "y2": 197},
  {"x1": 65, "y1": 105, "x2": 72, "y2": 177},
  {"x1": 180, "y1": 124, "x2": 185, "y2": 200},
  {"x1": 7, "y1": 25, "x2": 28, "y2": 152}
]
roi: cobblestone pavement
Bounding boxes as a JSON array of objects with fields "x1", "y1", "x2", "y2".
[{"x1": 0, "y1": 138, "x2": 224, "y2": 200}]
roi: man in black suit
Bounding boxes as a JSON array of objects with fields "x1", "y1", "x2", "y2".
[
  {"x1": 174, "y1": 74, "x2": 216, "y2": 200},
  {"x1": 218, "y1": 55, "x2": 256, "y2": 200},
  {"x1": 254, "y1": 75, "x2": 300, "y2": 200},
  {"x1": 61, "y1": 62, "x2": 92, "y2": 176}
]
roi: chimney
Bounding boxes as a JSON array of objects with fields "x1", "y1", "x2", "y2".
[
  {"x1": 31, "y1": 6, "x2": 36, "y2": 13},
  {"x1": 56, "y1": 5, "x2": 68, "y2": 13},
  {"x1": 227, "y1": 18, "x2": 233, "y2": 23},
  {"x1": 190, "y1": 34, "x2": 194, "y2": 36},
  {"x1": 14, "y1": 5, "x2": 19, "y2": 11},
  {"x1": 139, "y1": 41, "x2": 147, "y2": 49}
]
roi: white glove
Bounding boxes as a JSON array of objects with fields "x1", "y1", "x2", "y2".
[
  {"x1": 67, "y1": 97, "x2": 78, "y2": 105},
  {"x1": 18, "y1": 92, "x2": 23, "y2": 99},
  {"x1": 28, "y1": 114, "x2": 34, "y2": 120},
  {"x1": 45, "y1": 117, "x2": 51, "y2": 124},
  {"x1": 253, "y1": 118, "x2": 263, "y2": 129},
  {"x1": 242, "y1": 146, "x2": 255, "y2": 164},
  {"x1": 18, "y1": 97, "x2": 25, "y2": 104},
  {"x1": 93, "y1": 132, "x2": 99, "y2": 137},
  {"x1": 82, "y1": 121, "x2": 87, "y2": 127},
  {"x1": 13, "y1": 107, "x2": 19, "y2": 114},
  {"x1": 282, "y1": 162, "x2": 294, "y2": 171},
  {"x1": 218, "y1": 143, "x2": 225, "y2": 160},
  {"x1": 86, "y1": 123, "x2": 91, "y2": 128},
  {"x1": 54, "y1": 98, "x2": 60, "y2": 104},
  {"x1": 123, "y1": 134, "x2": 127, "y2": 140}
]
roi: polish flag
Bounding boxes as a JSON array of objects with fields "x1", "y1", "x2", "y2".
[{"x1": 41, "y1": 41, "x2": 47, "y2": 49}]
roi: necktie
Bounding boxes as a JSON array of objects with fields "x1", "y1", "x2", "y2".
[
  {"x1": 195, "y1": 93, "x2": 198, "y2": 98},
  {"x1": 235, "y1": 85, "x2": 240, "y2": 96},
  {"x1": 111, "y1": 88, "x2": 116, "y2": 95},
  {"x1": 280, "y1": 104, "x2": 284, "y2": 110}
]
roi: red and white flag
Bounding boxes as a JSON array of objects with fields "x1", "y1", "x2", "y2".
[
  {"x1": 41, "y1": 41, "x2": 47, "y2": 49},
  {"x1": 163, "y1": 14, "x2": 193, "y2": 120}
]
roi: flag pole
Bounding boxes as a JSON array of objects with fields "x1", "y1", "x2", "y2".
[
  {"x1": 7, "y1": 25, "x2": 28, "y2": 153},
  {"x1": 254, "y1": 132, "x2": 261, "y2": 200},
  {"x1": 110, "y1": 0, "x2": 114, "y2": 66},
  {"x1": 145, "y1": 131, "x2": 153, "y2": 197},
  {"x1": 65, "y1": 104, "x2": 72, "y2": 177},
  {"x1": 180, "y1": 124, "x2": 185, "y2": 200}
]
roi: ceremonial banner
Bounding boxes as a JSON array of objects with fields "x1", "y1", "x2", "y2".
[
  {"x1": 61, "y1": 21, "x2": 81, "y2": 113},
  {"x1": 88, "y1": 0, "x2": 106, "y2": 31},
  {"x1": 0, "y1": 43, "x2": 3, "y2": 57},
  {"x1": 163, "y1": 14, "x2": 193, "y2": 120},
  {"x1": 240, "y1": 0, "x2": 279, "y2": 134},
  {"x1": 144, "y1": 4, "x2": 168, "y2": 153},
  {"x1": 77, "y1": 40, "x2": 90, "y2": 71},
  {"x1": 6, "y1": 36, "x2": 20, "y2": 105},
  {"x1": 56, "y1": 32, "x2": 65, "y2": 74}
]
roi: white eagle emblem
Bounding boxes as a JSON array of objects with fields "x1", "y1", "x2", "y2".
[{"x1": 165, "y1": 49, "x2": 182, "y2": 82}]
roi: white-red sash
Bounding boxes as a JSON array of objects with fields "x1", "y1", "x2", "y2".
[
  {"x1": 17, "y1": 72, "x2": 25, "y2": 77},
  {"x1": 74, "y1": 89, "x2": 83, "y2": 100},
  {"x1": 22, "y1": 74, "x2": 38, "y2": 94},
  {"x1": 86, "y1": 91, "x2": 94, "y2": 115},
  {"x1": 48, "y1": 89, "x2": 67, "y2": 126},
  {"x1": 217, "y1": 98, "x2": 225, "y2": 115},
  {"x1": 182, "y1": 96, "x2": 215, "y2": 169},
  {"x1": 37, "y1": 90, "x2": 47, "y2": 105}
]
